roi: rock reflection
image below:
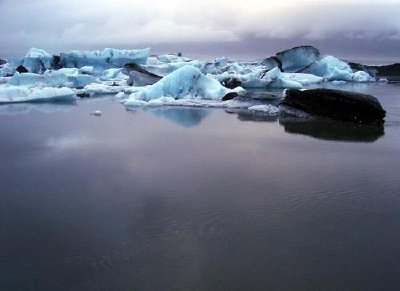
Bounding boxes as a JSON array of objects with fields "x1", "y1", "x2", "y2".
[{"x1": 279, "y1": 117, "x2": 385, "y2": 142}]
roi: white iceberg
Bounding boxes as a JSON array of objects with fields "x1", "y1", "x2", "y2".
[
  {"x1": 10, "y1": 70, "x2": 98, "y2": 88},
  {"x1": 126, "y1": 65, "x2": 236, "y2": 102},
  {"x1": 0, "y1": 86, "x2": 76, "y2": 103},
  {"x1": 304, "y1": 55, "x2": 374, "y2": 82}
]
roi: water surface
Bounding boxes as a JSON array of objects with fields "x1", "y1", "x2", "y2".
[{"x1": 0, "y1": 84, "x2": 400, "y2": 290}]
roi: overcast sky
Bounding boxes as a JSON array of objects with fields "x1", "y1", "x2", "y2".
[{"x1": 0, "y1": 0, "x2": 399, "y2": 62}]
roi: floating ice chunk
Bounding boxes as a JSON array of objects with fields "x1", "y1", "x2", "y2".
[
  {"x1": 82, "y1": 83, "x2": 124, "y2": 94},
  {"x1": 79, "y1": 66, "x2": 94, "y2": 75},
  {"x1": 268, "y1": 79, "x2": 303, "y2": 89},
  {"x1": 10, "y1": 71, "x2": 97, "y2": 88},
  {"x1": 247, "y1": 104, "x2": 280, "y2": 115},
  {"x1": 378, "y1": 78, "x2": 389, "y2": 83},
  {"x1": 143, "y1": 61, "x2": 203, "y2": 77},
  {"x1": 351, "y1": 71, "x2": 375, "y2": 82},
  {"x1": 115, "y1": 92, "x2": 126, "y2": 98},
  {"x1": 124, "y1": 96, "x2": 252, "y2": 109},
  {"x1": 101, "y1": 68, "x2": 127, "y2": 80},
  {"x1": 305, "y1": 56, "x2": 352, "y2": 80},
  {"x1": 304, "y1": 55, "x2": 374, "y2": 82},
  {"x1": 90, "y1": 110, "x2": 102, "y2": 116},
  {"x1": 262, "y1": 67, "x2": 304, "y2": 89},
  {"x1": 0, "y1": 86, "x2": 76, "y2": 103},
  {"x1": 280, "y1": 72, "x2": 323, "y2": 85},
  {"x1": 129, "y1": 65, "x2": 232, "y2": 102}
]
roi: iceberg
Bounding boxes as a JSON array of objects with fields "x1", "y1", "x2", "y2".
[
  {"x1": 303, "y1": 55, "x2": 373, "y2": 82},
  {"x1": 0, "y1": 86, "x2": 76, "y2": 103},
  {"x1": 59, "y1": 48, "x2": 150, "y2": 73},
  {"x1": 82, "y1": 83, "x2": 125, "y2": 94},
  {"x1": 263, "y1": 46, "x2": 321, "y2": 73},
  {"x1": 10, "y1": 70, "x2": 98, "y2": 88},
  {"x1": 126, "y1": 65, "x2": 237, "y2": 103}
]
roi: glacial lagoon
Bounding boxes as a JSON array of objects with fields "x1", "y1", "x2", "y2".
[{"x1": 0, "y1": 83, "x2": 399, "y2": 290}]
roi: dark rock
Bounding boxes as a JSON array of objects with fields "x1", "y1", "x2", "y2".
[
  {"x1": 0, "y1": 58, "x2": 6, "y2": 66},
  {"x1": 348, "y1": 62, "x2": 378, "y2": 77},
  {"x1": 122, "y1": 62, "x2": 162, "y2": 86},
  {"x1": 52, "y1": 55, "x2": 62, "y2": 70},
  {"x1": 372, "y1": 63, "x2": 400, "y2": 82},
  {"x1": 76, "y1": 92, "x2": 91, "y2": 98},
  {"x1": 349, "y1": 62, "x2": 400, "y2": 82},
  {"x1": 275, "y1": 45, "x2": 320, "y2": 72},
  {"x1": 222, "y1": 92, "x2": 238, "y2": 101},
  {"x1": 177, "y1": 52, "x2": 182, "y2": 57},
  {"x1": 279, "y1": 118, "x2": 384, "y2": 142},
  {"x1": 221, "y1": 77, "x2": 242, "y2": 89},
  {"x1": 281, "y1": 88, "x2": 386, "y2": 125},
  {"x1": 238, "y1": 90, "x2": 280, "y2": 101},
  {"x1": 16, "y1": 65, "x2": 28, "y2": 73}
]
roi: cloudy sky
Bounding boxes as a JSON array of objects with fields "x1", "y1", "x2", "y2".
[{"x1": 0, "y1": 0, "x2": 399, "y2": 62}]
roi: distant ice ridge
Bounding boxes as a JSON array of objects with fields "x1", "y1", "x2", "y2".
[
  {"x1": 60, "y1": 48, "x2": 150, "y2": 73},
  {"x1": 0, "y1": 45, "x2": 381, "y2": 107},
  {"x1": 0, "y1": 86, "x2": 76, "y2": 103}
]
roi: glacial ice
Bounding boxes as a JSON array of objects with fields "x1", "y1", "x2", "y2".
[
  {"x1": 126, "y1": 65, "x2": 238, "y2": 103},
  {"x1": 0, "y1": 86, "x2": 76, "y2": 103},
  {"x1": 304, "y1": 56, "x2": 374, "y2": 82},
  {"x1": 0, "y1": 46, "x2": 381, "y2": 107},
  {"x1": 10, "y1": 70, "x2": 98, "y2": 88},
  {"x1": 60, "y1": 48, "x2": 150, "y2": 73},
  {"x1": 275, "y1": 46, "x2": 321, "y2": 73}
]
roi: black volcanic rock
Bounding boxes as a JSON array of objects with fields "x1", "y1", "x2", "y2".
[
  {"x1": 373, "y1": 63, "x2": 400, "y2": 82},
  {"x1": 349, "y1": 62, "x2": 400, "y2": 82},
  {"x1": 16, "y1": 65, "x2": 28, "y2": 73},
  {"x1": 123, "y1": 62, "x2": 162, "y2": 86},
  {"x1": 222, "y1": 92, "x2": 238, "y2": 101},
  {"x1": 221, "y1": 77, "x2": 242, "y2": 89},
  {"x1": 0, "y1": 58, "x2": 6, "y2": 66},
  {"x1": 281, "y1": 88, "x2": 386, "y2": 125}
]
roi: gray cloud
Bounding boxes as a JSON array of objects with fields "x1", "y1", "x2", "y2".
[{"x1": 0, "y1": 0, "x2": 399, "y2": 62}]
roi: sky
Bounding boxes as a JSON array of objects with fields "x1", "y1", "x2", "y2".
[{"x1": 0, "y1": 0, "x2": 399, "y2": 62}]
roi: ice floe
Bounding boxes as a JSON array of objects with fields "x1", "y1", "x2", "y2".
[{"x1": 0, "y1": 86, "x2": 76, "y2": 103}]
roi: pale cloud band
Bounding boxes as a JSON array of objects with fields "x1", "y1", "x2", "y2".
[{"x1": 0, "y1": 0, "x2": 399, "y2": 58}]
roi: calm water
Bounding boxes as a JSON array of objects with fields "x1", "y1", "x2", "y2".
[{"x1": 0, "y1": 84, "x2": 400, "y2": 291}]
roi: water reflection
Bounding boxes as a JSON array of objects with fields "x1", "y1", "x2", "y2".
[
  {"x1": 144, "y1": 107, "x2": 211, "y2": 127},
  {"x1": 279, "y1": 117, "x2": 385, "y2": 142},
  {"x1": 0, "y1": 102, "x2": 75, "y2": 115},
  {"x1": 226, "y1": 109, "x2": 279, "y2": 123}
]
